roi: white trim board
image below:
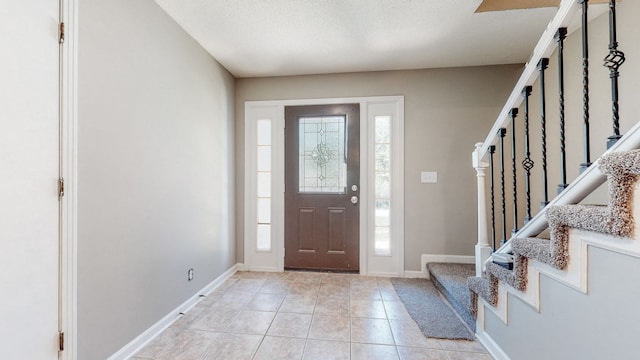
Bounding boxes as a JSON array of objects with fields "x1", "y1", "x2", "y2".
[
  {"x1": 107, "y1": 264, "x2": 242, "y2": 360},
  {"x1": 421, "y1": 254, "x2": 475, "y2": 279},
  {"x1": 60, "y1": 1, "x2": 79, "y2": 359},
  {"x1": 244, "y1": 96, "x2": 405, "y2": 277}
]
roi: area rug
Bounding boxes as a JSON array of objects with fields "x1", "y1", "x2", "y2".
[{"x1": 390, "y1": 278, "x2": 474, "y2": 340}]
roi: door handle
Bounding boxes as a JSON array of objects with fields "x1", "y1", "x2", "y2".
[{"x1": 351, "y1": 196, "x2": 358, "y2": 205}]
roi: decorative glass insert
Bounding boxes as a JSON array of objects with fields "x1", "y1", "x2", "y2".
[
  {"x1": 374, "y1": 116, "x2": 391, "y2": 255},
  {"x1": 298, "y1": 116, "x2": 347, "y2": 193},
  {"x1": 256, "y1": 119, "x2": 272, "y2": 251}
]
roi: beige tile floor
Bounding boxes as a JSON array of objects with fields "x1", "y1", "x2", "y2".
[{"x1": 132, "y1": 271, "x2": 492, "y2": 360}]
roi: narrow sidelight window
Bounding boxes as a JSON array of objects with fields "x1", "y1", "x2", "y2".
[
  {"x1": 374, "y1": 116, "x2": 391, "y2": 255},
  {"x1": 256, "y1": 119, "x2": 272, "y2": 251}
]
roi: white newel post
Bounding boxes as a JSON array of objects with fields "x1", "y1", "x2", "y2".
[{"x1": 473, "y1": 143, "x2": 492, "y2": 277}]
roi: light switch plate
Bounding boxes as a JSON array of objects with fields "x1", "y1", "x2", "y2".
[{"x1": 421, "y1": 171, "x2": 438, "y2": 183}]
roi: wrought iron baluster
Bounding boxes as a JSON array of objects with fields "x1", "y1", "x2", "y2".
[
  {"x1": 579, "y1": 0, "x2": 591, "y2": 172},
  {"x1": 604, "y1": 0, "x2": 625, "y2": 148},
  {"x1": 556, "y1": 28, "x2": 569, "y2": 194},
  {"x1": 538, "y1": 58, "x2": 549, "y2": 207},
  {"x1": 499, "y1": 128, "x2": 507, "y2": 246},
  {"x1": 489, "y1": 145, "x2": 497, "y2": 252},
  {"x1": 522, "y1": 86, "x2": 534, "y2": 223},
  {"x1": 510, "y1": 108, "x2": 519, "y2": 235}
]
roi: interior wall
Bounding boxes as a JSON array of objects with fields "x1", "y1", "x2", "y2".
[
  {"x1": 235, "y1": 65, "x2": 522, "y2": 271},
  {"x1": 78, "y1": 0, "x2": 235, "y2": 358}
]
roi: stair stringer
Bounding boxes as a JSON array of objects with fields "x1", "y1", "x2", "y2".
[
  {"x1": 476, "y1": 225, "x2": 640, "y2": 322},
  {"x1": 475, "y1": 228, "x2": 640, "y2": 360}
]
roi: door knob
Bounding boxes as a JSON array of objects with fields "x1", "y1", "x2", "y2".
[{"x1": 351, "y1": 196, "x2": 359, "y2": 204}]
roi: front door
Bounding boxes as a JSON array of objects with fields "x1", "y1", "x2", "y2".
[{"x1": 284, "y1": 104, "x2": 360, "y2": 271}]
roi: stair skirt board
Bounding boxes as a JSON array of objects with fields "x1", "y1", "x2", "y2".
[{"x1": 477, "y1": 229, "x2": 640, "y2": 323}]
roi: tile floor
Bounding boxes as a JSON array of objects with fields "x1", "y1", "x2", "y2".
[{"x1": 132, "y1": 271, "x2": 492, "y2": 360}]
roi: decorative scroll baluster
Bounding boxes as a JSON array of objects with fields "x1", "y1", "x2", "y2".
[
  {"x1": 604, "y1": 0, "x2": 625, "y2": 148},
  {"x1": 579, "y1": 0, "x2": 591, "y2": 172},
  {"x1": 556, "y1": 28, "x2": 569, "y2": 194},
  {"x1": 521, "y1": 86, "x2": 534, "y2": 223},
  {"x1": 499, "y1": 128, "x2": 507, "y2": 246},
  {"x1": 538, "y1": 58, "x2": 549, "y2": 207},
  {"x1": 510, "y1": 108, "x2": 519, "y2": 235},
  {"x1": 489, "y1": 145, "x2": 497, "y2": 251}
]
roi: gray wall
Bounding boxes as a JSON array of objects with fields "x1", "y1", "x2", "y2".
[
  {"x1": 78, "y1": 0, "x2": 235, "y2": 358},
  {"x1": 235, "y1": 66, "x2": 522, "y2": 271}
]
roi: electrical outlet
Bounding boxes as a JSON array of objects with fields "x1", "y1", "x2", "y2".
[
  {"x1": 421, "y1": 171, "x2": 437, "y2": 183},
  {"x1": 187, "y1": 268, "x2": 194, "y2": 281}
]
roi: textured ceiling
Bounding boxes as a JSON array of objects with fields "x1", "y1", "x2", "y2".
[{"x1": 154, "y1": 0, "x2": 562, "y2": 78}]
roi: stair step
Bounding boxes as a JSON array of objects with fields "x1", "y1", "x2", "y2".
[
  {"x1": 467, "y1": 275, "x2": 497, "y2": 318},
  {"x1": 486, "y1": 256, "x2": 527, "y2": 292},
  {"x1": 426, "y1": 263, "x2": 476, "y2": 330},
  {"x1": 511, "y1": 237, "x2": 557, "y2": 268}
]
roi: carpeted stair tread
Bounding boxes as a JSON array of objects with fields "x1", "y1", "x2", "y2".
[
  {"x1": 467, "y1": 275, "x2": 497, "y2": 318},
  {"x1": 426, "y1": 263, "x2": 476, "y2": 331},
  {"x1": 485, "y1": 255, "x2": 527, "y2": 292},
  {"x1": 547, "y1": 204, "x2": 632, "y2": 237},
  {"x1": 599, "y1": 149, "x2": 640, "y2": 176},
  {"x1": 511, "y1": 237, "x2": 556, "y2": 267}
]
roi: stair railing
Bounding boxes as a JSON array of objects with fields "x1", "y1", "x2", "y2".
[{"x1": 473, "y1": 0, "x2": 631, "y2": 275}]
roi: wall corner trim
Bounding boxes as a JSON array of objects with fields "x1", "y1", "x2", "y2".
[{"x1": 106, "y1": 263, "x2": 242, "y2": 360}]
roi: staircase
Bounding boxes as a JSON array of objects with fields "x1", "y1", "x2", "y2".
[{"x1": 468, "y1": 150, "x2": 640, "y2": 359}]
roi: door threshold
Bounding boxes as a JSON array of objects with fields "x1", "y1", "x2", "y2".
[{"x1": 284, "y1": 267, "x2": 359, "y2": 274}]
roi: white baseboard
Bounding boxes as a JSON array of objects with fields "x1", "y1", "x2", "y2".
[
  {"x1": 403, "y1": 270, "x2": 427, "y2": 278},
  {"x1": 244, "y1": 265, "x2": 280, "y2": 272},
  {"x1": 107, "y1": 263, "x2": 242, "y2": 360},
  {"x1": 421, "y1": 254, "x2": 475, "y2": 279},
  {"x1": 476, "y1": 329, "x2": 510, "y2": 360}
]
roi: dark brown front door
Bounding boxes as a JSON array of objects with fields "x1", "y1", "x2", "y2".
[{"x1": 284, "y1": 104, "x2": 360, "y2": 271}]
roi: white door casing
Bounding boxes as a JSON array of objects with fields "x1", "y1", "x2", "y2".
[{"x1": 244, "y1": 96, "x2": 404, "y2": 277}]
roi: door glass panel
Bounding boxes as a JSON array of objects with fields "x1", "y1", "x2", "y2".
[
  {"x1": 257, "y1": 198, "x2": 271, "y2": 223},
  {"x1": 257, "y1": 224, "x2": 271, "y2": 251},
  {"x1": 257, "y1": 119, "x2": 271, "y2": 145},
  {"x1": 257, "y1": 172, "x2": 271, "y2": 197},
  {"x1": 257, "y1": 146, "x2": 271, "y2": 172},
  {"x1": 374, "y1": 115, "x2": 392, "y2": 256},
  {"x1": 298, "y1": 116, "x2": 347, "y2": 193}
]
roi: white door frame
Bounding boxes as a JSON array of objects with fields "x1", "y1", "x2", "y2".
[
  {"x1": 244, "y1": 96, "x2": 404, "y2": 277},
  {"x1": 60, "y1": 0, "x2": 78, "y2": 359}
]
